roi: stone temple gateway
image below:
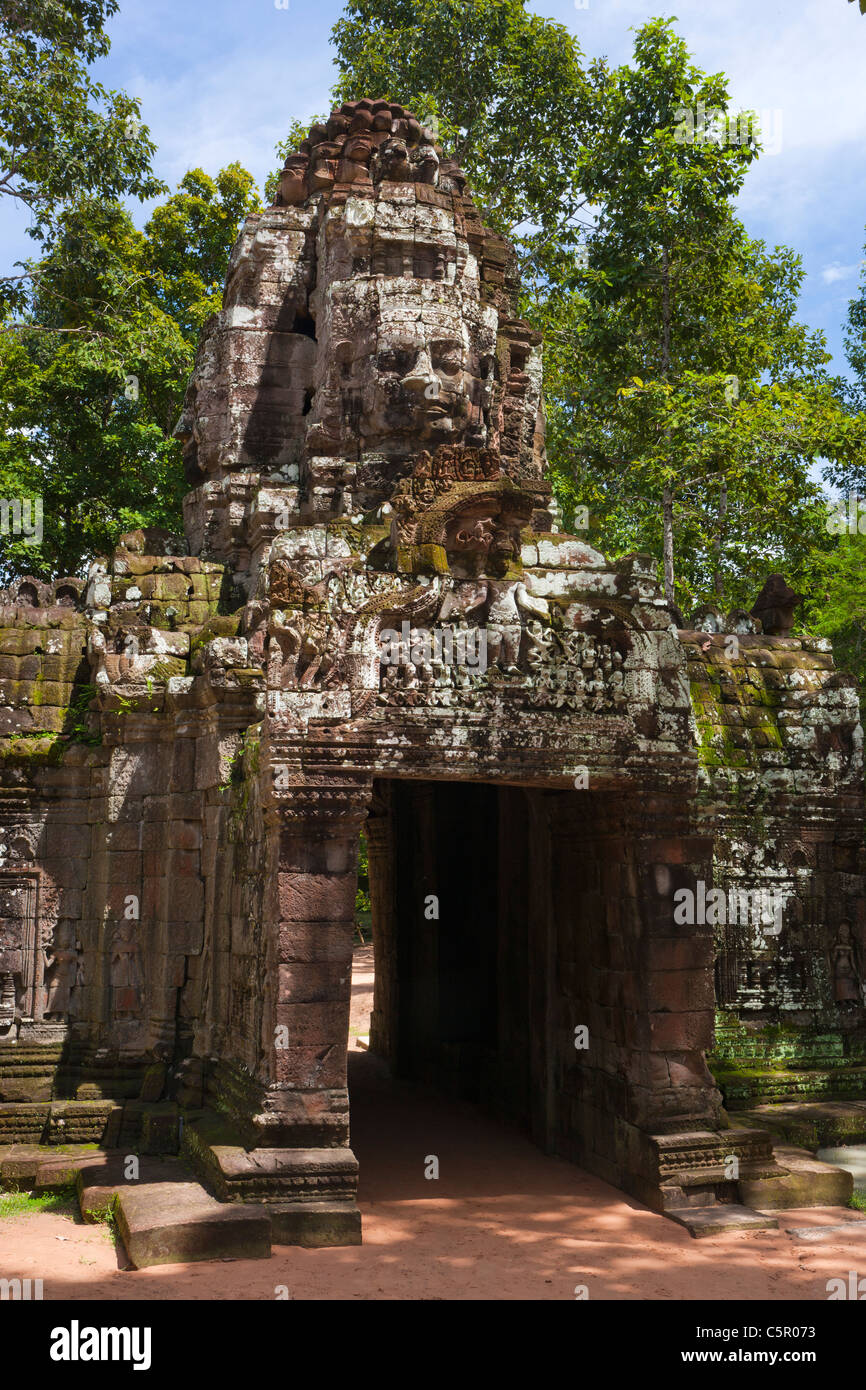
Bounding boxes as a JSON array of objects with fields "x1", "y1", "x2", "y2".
[{"x1": 1, "y1": 101, "x2": 864, "y2": 1259}]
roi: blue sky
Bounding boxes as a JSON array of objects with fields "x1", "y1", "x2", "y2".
[{"x1": 3, "y1": 0, "x2": 865, "y2": 372}]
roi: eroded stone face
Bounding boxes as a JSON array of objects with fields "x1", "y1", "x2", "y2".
[
  {"x1": 176, "y1": 101, "x2": 543, "y2": 571},
  {"x1": 307, "y1": 279, "x2": 495, "y2": 464}
]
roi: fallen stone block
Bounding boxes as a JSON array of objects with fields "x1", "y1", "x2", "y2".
[
  {"x1": 114, "y1": 1182, "x2": 271, "y2": 1267},
  {"x1": 0, "y1": 1142, "x2": 98, "y2": 1186},
  {"x1": 786, "y1": 1221, "x2": 866, "y2": 1242},
  {"x1": 739, "y1": 1145, "x2": 853, "y2": 1210},
  {"x1": 75, "y1": 1153, "x2": 190, "y2": 1221},
  {"x1": 33, "y1": 1152, "x2": 104, "y2": 1191},
  {"x1": 666, "y1": 1204, "x2": 779, "y2": 1237}
]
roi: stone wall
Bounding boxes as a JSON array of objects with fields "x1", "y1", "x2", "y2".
[
  {"x1": 682, "y1": 629, "x2": 866, "y2": 1105},
  {"x1": 0, "y1": 533, "x2": 265, "y2": 1133}
]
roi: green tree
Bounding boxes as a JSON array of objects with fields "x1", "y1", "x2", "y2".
[
  {"x1": 330, "y1": 0, "x2": 589, "y2": 256},
  {"x1": 534, "y1": 20, "x2": 857, "y2": 612},
  {"x1": 0, "y1": 199, "x2": 189, "y2": 579},
  {"x1": 0, "y1": 0, "x2": 163, "y2": 314},
  {"x1": 144, "y1": 164, "x2": 261, "y2": 346},
  {"x1": 803, "y1": 241, "x2": 866, "y2": 693},
  {"x1": 0, "y1": 167, "x2": 261, "y2": 581},
  {"x1": 808, "y1": 531, "x2": 866, "y2": 714}
]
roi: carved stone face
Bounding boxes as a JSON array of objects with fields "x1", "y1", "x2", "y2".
[
  {"x1": 308, "y1": 281, "x2": 496, "y2": 464},
  {"x1": 368, "y1": 314, "x2": 480, "y2": 444},
  {"x1": 177, "y1": 103, "x2": 549, "y2": 551}
]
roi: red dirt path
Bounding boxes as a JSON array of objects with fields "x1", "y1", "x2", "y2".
[{"x1": 3, "y1": 946, "x2": 865, "y2": 1301}]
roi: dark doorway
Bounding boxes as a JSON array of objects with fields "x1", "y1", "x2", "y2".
[{"x1": 364, "y1": 778, "x2": 538, "y2": 1140}]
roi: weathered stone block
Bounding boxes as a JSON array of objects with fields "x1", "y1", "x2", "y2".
[
  {"x1": 114, "y1": 1182, "x2": 271, "y2": 1267},
  {"x1": 269, "y1": 1200, "x2": 361, "y2": 1247}
]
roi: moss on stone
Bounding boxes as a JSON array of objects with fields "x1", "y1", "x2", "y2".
[{"x1": 189, "y1": 614, "x2": 243, "y2": 656}]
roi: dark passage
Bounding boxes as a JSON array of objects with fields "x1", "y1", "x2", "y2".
[{"x1": 366, "y1": 779, "x2": 535, "y2": 1135}]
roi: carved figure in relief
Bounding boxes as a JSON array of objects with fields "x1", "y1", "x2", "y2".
[
  {"x1": 43, "y1": 922, "x2": 81, "y2": 1019},
  {"x1": 524, "y1": 619, "x2": 554, "y2": 671},
  {"x1": 454, "y1": 516, "x2": 495, "y2": 550},
  {"x1": 610, "y1": 666, "x2": 628, "y2": 709},
  {"x1": 111, "y1": 920, "x2": 143, "y2": 1020},
  {"x1": 470, "y1": 579, "x2": 549, "y2": 672},
  {"x1": 830, "y1": 921, "x2": 862, "y2": 1006}
]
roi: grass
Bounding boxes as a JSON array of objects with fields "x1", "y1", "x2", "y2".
[
  {"x1": 0, "y1": 1187, "x2": 77, "y2": 1218},
  {"x1": 0, "y1": 1183, "x2": 118, "y2": 1244},
  {"x1": 847, "y1": 1191, "x2": 866, "y2": 1212}
]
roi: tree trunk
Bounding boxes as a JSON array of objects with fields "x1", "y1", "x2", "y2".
[
  {"x1": 662, "y1": 483, "x2": 675, "y2": 604},
  {"x1": 713, "y1": 475, "x2": 728, "y2": 598},
  {"x1": 661, "y1": 247, "x2": 674, "y2": 605}
]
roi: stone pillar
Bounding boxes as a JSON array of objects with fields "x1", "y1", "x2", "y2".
[
  {"x1": 630, "y1": 832, "x2": 721, "y2": 1134},
  {"x1": 189, "y1": 776, "x2": 371, "y2": 1245},
  {"x1": 263, "y1": 779, "x2": 372, "y2": 1149},
  {"x1": 543, "y1": 789, "x2": 726, "y2": 1203}
]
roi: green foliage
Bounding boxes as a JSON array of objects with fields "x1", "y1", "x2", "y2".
[
  {"x1": 0, "y1": 201, "x2": 189, "y2": 580},
  {"x1": 807, "y1": 531, "x2": 866, "y2": 713},
  {"x1": 0, "y1": 166, "x2": 259, "y2": 582},
  {"x1": 66, "y1": 683, "x2": 100, "y2": 743},
  {"x1": 144, "y1": 164, "x2": 261, "y2": 346},
  {"x1": 806, "y1": 238, "x2": 866, "y2": 701},
  {"x1": 825, "y1": 247, "x2": 866, "y2": 494},
  {"x1": 0, "y1": 1186, "x2": 77, "y2": 1216},
  {"x1": 330, "y1": 0, "x2": 589, "y2": 254},
  {"x1": 355, "y1": 829, "x2": 371, "y2": 917},
  {"x1": 0, "y1": 0, "x2": 164, "y2": 314},
  {"x1": 530, "y1": 19, "x2": 860, "y2": 611}
]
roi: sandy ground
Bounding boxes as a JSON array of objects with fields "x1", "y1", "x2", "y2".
[{"x1": 3, "y1": 944, "x2": 866, "y2": 1301}]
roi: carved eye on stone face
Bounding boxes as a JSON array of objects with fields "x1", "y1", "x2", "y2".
[
  {"x1": 430, "y1": 340, "x2": 462, "y2": 375},
  {"x1": 376, "y1": 348, "x2": 416, "y2": 376}
]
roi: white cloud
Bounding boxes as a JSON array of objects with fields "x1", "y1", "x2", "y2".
[{"x1": 822, "y1": 262, "x2": 860, "y2": 285}]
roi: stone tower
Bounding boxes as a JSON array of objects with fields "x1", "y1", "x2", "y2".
[
  {"x1": 0, "y1": 102, "x2": 863, "y2": 1253},
  {"x1": 176, "y1": 98, "x2": 548, "y2": 584}
]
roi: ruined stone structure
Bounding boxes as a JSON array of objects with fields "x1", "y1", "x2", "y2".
[{"x1": 1, "y1": 100, "x2": 864, "y2": 1250}]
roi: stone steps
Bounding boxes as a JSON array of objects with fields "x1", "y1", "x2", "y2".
[
  {"x1": 715, "y1": 1066, "x2": 866, "y2": 1109},
  {"x1": 665, "y1": 1204, "x2": 779, "y2": 1237},
  {"x1": 75, "y1": 1153, "x2": 187, "y2": 1222},
  {"x1": 113, "y1": 1183, "x2": 271, "y2": 1268},
  {"x1": 0, "y1": 1097, "x2": 180, "y2": 1149},
  {"x1": 0, "y1": 1141, "x2": 273, "y2": 1266},
  {"x1": 739, "y1": 1144, "x2": 853, "y2": 1210},
  {"x1": 651, "y1": 1120, "x2": 857, "y2": 1233},
  {"x1": 734, "y1": 1100, "x2": 866, "y2": 1149},
  {"x1": 0, "y1": 1141, "x2": 103, "y2": 1187},
  {"x1": 0, "y1": 1141, "x2": 363, "y2": 1263}
]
